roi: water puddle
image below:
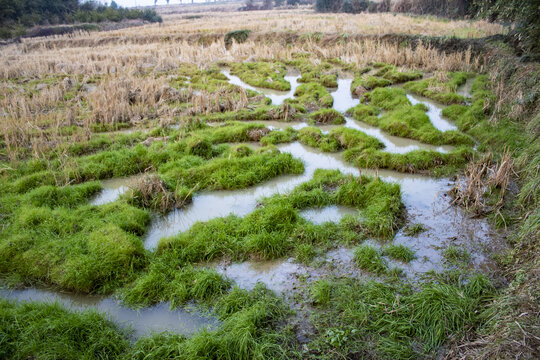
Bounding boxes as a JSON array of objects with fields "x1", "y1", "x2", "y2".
[
  {"x1": 214, "y1": 259, "x2": 305, "y2": 293},
  {"x1": 0, "y1": 287, "x2": 219, "y2": 338},
  {"x1": 300, "y1": 205, "x2": 359, "y2": 224},
  {"x1": 221, "y1": 69, "x2": 301, "y2": 106},
  {"x1": 406, "y1": 93, "x2": 457, "y2": 132},
  {"x1": 343, "y1": 117, "x2": 454, "y2": 153},
  {"x1": 206, "y1": 173, "x2": 505, "y2": 291},
  {"x1": 263, "y1": 121, "x2": 308, "y2": 131},
  {"x1": 90, "y1": 174, "x2": 141, "y2": 206},
  {"x1": 143, "y1": 140, "x2": 473, "y2": 251},
  {"x1": 457, "y1": 78, "x2": 474, "y2": 98},
  {"x1": 222, "y1": 72, "x2": 457, "y2": 153},
  {"x1": 143, "y1": 142, "x2": 361, "y2": 249},
  {"x1": 330, "y1": 78, "x2": 358, "y2": 113}
]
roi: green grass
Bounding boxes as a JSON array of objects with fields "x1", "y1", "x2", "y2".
[
  {"x1": 289, "y1": 82, "x2": 334, "y2": 110},
  {"x1": 344, "y1": 146, "x2": 473, "y2": 175},
  {"x1": 352, "y1": 76, "x2": 391, "y2": 90},
  {"x1": 0, "y1": 283, "x2": 292, "y2": 360},
  {"x1": 350, "y1": 63, "x2": 422, "y2": 93},
  {"x1": 292, "y1": 59, "x2": 338, "y2": 87},
  {"x1": 120, "y1": 170, "x2": 402, "y2": 308},
  {"x1": 307, "y1": 273, "x2": 496, "y2": 358},
  {"x1": 382, "y1": 244, "x2": 416, "y2": 263},
  {"x1": 354, "y1": 245, "x2": 387, "y2": 274},
  {"x1": 443, "y1": 245, "x2": 471, "y2": 265},
  {"x1": 297, "y1": 126, "x2": 384, "y2": 153},
  {"x1": 403, "y1": 72, "x2": 469, "y2": 105},
  {"x1": 356, "y1": 87, "x2": 474, "y2": 146},
  {"x1": 159, "y1": 149, "x2": 304, "y2": 191},
  {"x1": 403, "y1": 223, "x2": 427, "y2": 236},
  {"x1": 229, "y1": 62, "x2": 290, "y2": 91},
  {"x1": 260, "y1": 127, "x2": 299, "y2": 145},
  {"x1": 308, "y1": 108, "x2": 345, "y2": 124},
  {"x1": 0, "y1": 299, "x2": 129, "y2": 359}
]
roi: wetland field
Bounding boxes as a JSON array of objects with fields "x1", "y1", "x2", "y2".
[{"x1": 0, "y1": 5, "x2": 539, "y2": 360}]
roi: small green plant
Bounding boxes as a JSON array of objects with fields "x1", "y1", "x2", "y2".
[
  {"x1": 443, "y1": 245, "x2": 471, "y2": 265},
  {"x1": 403, "y1": 223, "x2": 427, "y2": 236},
  {"x1": 354, "y1": 245, "x2": 387, "y2": 274},
  {"x1": 311, "y1": 279, "x2": 332, "y2": 306},
  {"x1": 382, "y1": 244, "x2": 416, "y2": 263},
  {"x1": 325, "y1": 326, "x2": 358, "y2": 347},
  {"x1": 295, "y1": 243, "x2": 316, "y2": 264}
]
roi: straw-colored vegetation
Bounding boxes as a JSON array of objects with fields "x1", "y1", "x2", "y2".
[{"x1": 0, "y1": 6, "x2": 538, "y2": 360}]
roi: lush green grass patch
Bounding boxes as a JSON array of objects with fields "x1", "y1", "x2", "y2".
[
  {"x1": 229, "y1": 62, "x2": 290, "y2": 91},
  {"x1": 403, "y1": 72, "x2": 469, "y2": 105}
]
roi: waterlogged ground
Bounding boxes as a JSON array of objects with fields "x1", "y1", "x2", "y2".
[{"x1": 0, "y1": 59, "x2": 506, "y2": 357}]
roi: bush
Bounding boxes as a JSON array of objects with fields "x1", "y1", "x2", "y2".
[{"x1": 224, "y1": 29, "x2": 251, "y2": 48}]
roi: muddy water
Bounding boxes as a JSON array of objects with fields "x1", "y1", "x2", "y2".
[
  {"x1": 90, "y1": 174, "x2": 141, "y2": 206},
  {"x1": 457, "y1": 78, "x2": 474, "y2": 98},
  {"x1": 343, "y1": 117, "x2": 454, "y2": 153},
  {"x1": 143, "y1": 142, "x2": 363, "y2": 249},
  {"x1": 214, "y1": 259, "x2": 305, "y2": 293},
  {"x1": 300, "y1": 205, "x2": 359, "y2": 224},
  {"x1": 406, "y1": 93, "x2": 458, "y2": 132},
  {"x1": 330, "y1": 78, "x2": 358, "y2": 113},
  {"x1": 221, "y1": 70, "x2": 301, "y2": 106},
  {"x1": 225, "y1": 73, "x2": 457, "y2": 152},
  {"x1": 0, "y1": 287, "x2": 219, "y2": 338},
  {"x1": 210, "y1": 172, "x2": 505, "y2": 292}
]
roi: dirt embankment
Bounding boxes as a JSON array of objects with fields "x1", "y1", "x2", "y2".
[{"x1": 17, "y1": 28, "x2": 510, "y2": 57}]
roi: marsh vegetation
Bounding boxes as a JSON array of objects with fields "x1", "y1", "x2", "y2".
[{"x1": 0, "y1": 5, "x2": 538, "y2": 360}]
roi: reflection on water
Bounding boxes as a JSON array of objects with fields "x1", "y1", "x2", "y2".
[
  {"x1": 406, "y1": 93, "x2": 457, "y2": 132},
  {"x1": 215, "y1": 259, "x2": 304, "y2": 293},
  {"x1": 343, "y1": 117, "x2": 454, "y2": 153},
  {"x1": 457, "y1": 78, "x2": 474, "y2": 98},
  {"x1": 300, "y1": 205, "x2": 359, "y2": 224},
  {"x1": 0, "y1": 287, "x2": 219, "y2": 338},
  {"x1": 222, "y1": 69, "x2": 301, "y2": 106},
  {"x1": 90, "y1": 174, "x2": 141, "y2": 206},
  {"x1": 330, "y1": 78, "x2": 358, "y2": 113}
]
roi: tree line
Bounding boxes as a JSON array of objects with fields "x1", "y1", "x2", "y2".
[{"x1": 0, "y1": 0, "x2": 162, "y2": 39}]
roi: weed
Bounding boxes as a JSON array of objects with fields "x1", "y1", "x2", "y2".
[
  {"x1": 230, "y1": 62, "x2": 290, "y2": 91},
  {"x1": 308, "y1": 108, "x2": 345, "y2": 125},
  {"x1": 354, "y1": 245, "x2": 387, "y2": 275},
  {"x1": 382, "y1": 244, "x2": 416, "y2": 263},
  {"x1": 403, "y1": 223, "x2": 427, "y2": 236},
  {"x1": 0, "y1": 299, "x2": 129, "y2": 359},
  {"x1": 443, "y1": 245, "x2": 471, "y2": 265}
]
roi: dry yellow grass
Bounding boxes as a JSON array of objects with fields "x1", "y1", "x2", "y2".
[{"x1": 0, "y1": 9, "x2": 497, "y2": 161}]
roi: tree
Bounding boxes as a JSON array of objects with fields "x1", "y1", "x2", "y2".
[
  {"x1": 263, "y1": 0, "x2": 273, "y2": 9},
  {"x1": 316, "y1": 0, "x2": 342, "y2": 12},
  {"x1": 474, "y1": 0, "x2": 540, "y2": 55},
  {"x1": 110, "y1": 0, "x2": 118, "y2": 9}
]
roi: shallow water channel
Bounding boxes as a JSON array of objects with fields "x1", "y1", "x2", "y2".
[
  {"x1": 3, "y1": 71, "x2": 503, "y2": 338},
  {"x1": 0, "y1": 287, "x2": 219, "y2": 338}
]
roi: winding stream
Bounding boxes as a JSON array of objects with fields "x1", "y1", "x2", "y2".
[{"x1": 0, "y1": 287, "x2": 219, "y2": 338}]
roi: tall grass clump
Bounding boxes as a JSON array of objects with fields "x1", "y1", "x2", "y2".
[
  {"x1": 0, "y1": 299, "x2": 129, "y2": 359},
  {"x1": 309, "y1": 274, "x2": 496, "y2": 358},
  {"x1": 354, "y1": 244, "x2": 387, "y2": 274}
]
